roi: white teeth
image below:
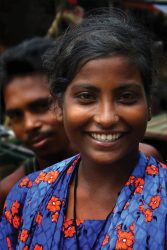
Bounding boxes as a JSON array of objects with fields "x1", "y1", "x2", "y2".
[{"x1": 91, "y1": 133, "x2": 121, "y2": 142}]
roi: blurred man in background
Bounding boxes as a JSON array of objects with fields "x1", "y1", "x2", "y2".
[{"x1": 0, "y1": 37, "x2": 76, "y2": 211}]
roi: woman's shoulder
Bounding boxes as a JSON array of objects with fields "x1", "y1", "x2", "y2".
[
  {"x1": 146, "y1": 152, "x2": 167, "y2": 169},
  {"x1": 146, "y1": 154, "x2": 167, "y2": 185},
  {"x1": 17, "y1": 154, "x2": 78, "y2": 185},
  {"x1": 158, "y1": 161, "x2": 167, "y2": 177},
  {"x1": 2, "y1": 155, "x2": 79, "y2": 215},
  {"x1": 137, "y1": 152, "x2": 167, "y2": 185}
]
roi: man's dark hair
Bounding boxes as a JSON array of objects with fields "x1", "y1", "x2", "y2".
[{"x1": 0, "y1": 36, "x2": 53, "y2": 122}]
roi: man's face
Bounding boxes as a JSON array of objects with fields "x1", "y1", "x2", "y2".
[{"x1": 4, "y1": 74, "x2": 70, "y2": 159}]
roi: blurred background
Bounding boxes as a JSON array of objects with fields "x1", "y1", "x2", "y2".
[{"x1": 0, "y1": 0, "x2": 167, "y2": 179}]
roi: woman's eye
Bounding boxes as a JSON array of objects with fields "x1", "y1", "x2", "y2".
[
  {"x1": 76, "y1": 92, "x2": 96, "y2": 103},
  {"x1": 118, "y1": 92, "x2": 138, "y2": 104}
]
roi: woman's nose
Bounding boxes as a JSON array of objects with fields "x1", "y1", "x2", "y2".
[{"x1": 94, "y1": 102, "x2": 119, "y2": 129}]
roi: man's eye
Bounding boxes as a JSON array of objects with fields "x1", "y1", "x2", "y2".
[
  {"x1": 6, "y1": 112, "x2": 22, "y2": 122},
  {"x1": 33, "y1": 102, "x2": 50, "y2": 113},
  {"x1": 35, "y1": 105, "x2": 48, "y2": 112}
]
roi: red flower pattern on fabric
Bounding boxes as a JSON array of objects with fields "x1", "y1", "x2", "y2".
[
  {"x1": 116, "y1": 231, "x2": 134, "y2": 249},
  {"x1": 129, "y1": 223, "x2": 135, "y2": 232},
  {"x1": 123, "y1": 202, "x2": 130, "y2": 210},
  {"x1": 63, "y1": 219, "x2": 76, "y2": 238},
  {"x1": 52, "y1": 212, "x2": 59, "y2": 222},
  {"x1": 160, "y1": 162, "x2": 167, "y2": 169},
  {"x1": 64, "y1": 225, "x2": 76, "y2": 238},
  {"x1": 149, "y1": 195, "x2": 161, "y2": 209},
  {"x1": 11, "y1": 200, "x2": 20, "y2": 215},
  {"x1": 5, "y1": 210, "x2": 12, "y2": 224},
  {"x1": 66, "y1": 165, "x2": 73, "y2": 174},
  {"x1": 76, "y1": 219, "x2": 84, "y2": 226},
  {"x1": 23, "y1": 246, "x2": 29, "y2": 250},
  {"x1": 19, "y1": 177, "x2": 30, "y2": 187},
  {"x1": 139, "y1": 200, "x2": 153, "y2": 222},
  {"x1": 47, "y1": 196, "x2": 61, "y2": 212},
  {"x1": 19, "y1": 229, "x2": 29, "y2": 242},
  {"x1": 139, "y1": 204, "x2": 145, "y2": 213},
  {"x1": 102, "y1": 234, "x2": 110, "y2": 246},
  {"x1": 143, "y1": 208, "x2": 153, "y2": 222},
  {"x1": 6, "y1": 236, "x2": 12, "y2": 250},
  {"x1": 3, "y1": 201, "x2": 6, "y2": 209},
  {"x1": 12, "y1": 215, "x2": 21, "y2": 229},
  {"x1": 44, "y1": 171, "x2": 59, "y2": 184},
  {"x1": 116, "y1": 223, "x2": 135, "y2": 249},
  {"x1": 63, "y1": 219, "x2": 73, "y2": 229},
  {"x1": 27, "y1": 181, "x2": 33, "y2": 188},
  {"x1": 36, "y1": 212, "x2": 42, "y2": 225},
  {"x1": 116, "y1": 224, "x2": 122, "y2": 232},
  {"x1": 146, "y1": 165, "x2": 159, "y2": 175},
  {"x1": 134, "y1": 177, "x2": 144, "y2": 194},
  {"x1": 66, "y1": 155, "x2": 80, "y2": 174},
  {"x1": 18, "y1": 177, "x2": 32, "y2": 188},
  {"x1": 34, "y1": 244, "x2": 43, "y2": 250},
  {"x1": 125, "y1": 176, "x2": 135, "y2": 186},
  {"x1": 34, "y1": 172, "x2": 46, "y2": 184}
]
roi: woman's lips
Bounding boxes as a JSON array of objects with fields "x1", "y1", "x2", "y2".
[
  {"x1": 90, "y1": 132, "x2": 122, "y2": 142},
  {"x1": 86, "y1": 131, "x2": 128, "y2": 148}
]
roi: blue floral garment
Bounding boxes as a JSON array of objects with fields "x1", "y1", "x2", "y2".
[{"x1": 0, "y1": 152, "x2": 167, "y2": 250}]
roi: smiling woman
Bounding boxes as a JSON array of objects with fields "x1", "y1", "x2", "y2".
[
  {"x1": 62, "y1": 56, "x2": 148, "y2": 169},
  {"x1": 0, "y1": 9, "x2": 167, "y2": 250}
]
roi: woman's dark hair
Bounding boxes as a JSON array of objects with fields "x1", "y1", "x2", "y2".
[{"x1": 44, "y1": 9, "x2": 155, "y2": 100}]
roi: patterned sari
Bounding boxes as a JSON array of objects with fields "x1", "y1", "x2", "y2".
[{"x1": 0, "y1": 152, "x2": 166, "y2": 249}]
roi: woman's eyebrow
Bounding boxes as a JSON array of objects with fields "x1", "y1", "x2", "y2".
[
  {"x1": 71, "y1": 82, "x2": 142, "y2": 91},
  {"x1": 71, "y1": 83, "x2": 99, "y2": 92},
  {"x1": 115, "y1": 83, "x2": 143, "y2": 91}
]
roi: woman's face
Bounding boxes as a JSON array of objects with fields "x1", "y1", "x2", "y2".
[{"x1": 62, "y1": 56, "x2": 149, "y2": 166}]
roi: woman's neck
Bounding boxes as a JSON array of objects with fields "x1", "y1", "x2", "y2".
[{"x1": 78, "y1": 151, "x2": 139, "y2": 192}]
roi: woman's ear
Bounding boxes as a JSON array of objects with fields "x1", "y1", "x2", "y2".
[
  {"x1": 49, "y1": 95, "x2": 63, "y2": 122},
  {"x1": 56, "y1": 104, "x2": 63, "y2": 122},
  {"x1": 55, "y1": 97, "x2": 63, "y2": 122},
  {"x1": 148, "y1": 106, "x2": 152, "y2": 121}
]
